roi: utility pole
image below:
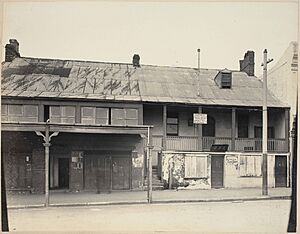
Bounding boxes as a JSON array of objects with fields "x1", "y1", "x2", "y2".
[
  {"x1": 262, "y1": 49, "x2": 273, "y2": 195},
  {"x1": 147, "y1": 126, "x2": 153, "y2": 203},
  {"x1": 197, "y1": 48, "x2": 201, "y2": 96}
]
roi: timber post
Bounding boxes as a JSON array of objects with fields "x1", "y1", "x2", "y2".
[
  {"x1": 35, "y1": 122, "x2": 59, "y2": 207},
  {"x1": 197, "y1": 106, "x2": 203, "y2": 151}
]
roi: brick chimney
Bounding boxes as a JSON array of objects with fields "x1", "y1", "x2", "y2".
[
  {"x1": 239, "y1": 51, "x2": 255, "y2": 76},
  {"x1": 132, "y1": 54, "x2": 140, "y2": 67},
  {"x1": 5, "y1": 39, "x2": 20, "y2": 62}
]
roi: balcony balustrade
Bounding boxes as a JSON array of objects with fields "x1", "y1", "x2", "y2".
[{"x1": 151, "y1": 135, "x2": 288, "y2": 153}]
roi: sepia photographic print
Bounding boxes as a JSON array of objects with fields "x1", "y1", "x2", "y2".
[{"x1": 1, "y1": 1, "x2": 298, "y2": 233}]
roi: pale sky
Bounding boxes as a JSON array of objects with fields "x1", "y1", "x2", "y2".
[{"x1": 2, "y1": 1, "x2": 299, "y2": 77}]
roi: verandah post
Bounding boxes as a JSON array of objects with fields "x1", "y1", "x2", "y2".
[
  {"x1": 198, "y1": 106, "x2": 203, "y2": 151},
  {"x1": 162, "y1": 105, "x2": 167, "y2": 150},
  {"x1": 44, "y1": 124, "x2": 50, "y2": 207},
  {"x1": 231, "y1": 107, "x2": 236, "y2": 151},
  {"x1": 35, "y1": 123, "x2": 59, "y2": 207}
]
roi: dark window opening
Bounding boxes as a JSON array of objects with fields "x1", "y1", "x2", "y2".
[
  {"x1": 167, "y1": 112, "x2": 179, "y2": 136},
  {"x1": 221, "y1": 73, "x2": 232, "y2": 88},
  {"x1": 44, "y1": 105, "x2": 50, "y2": 122},
  {"x1": 203, "y1": 116, "x2": 215, "y2": 137},
  {"x1": 238, "y1": 113, "x2": 249, "y2": 138},
  {"x1": 108, "y1": 108, "x2": 111, "y2": 125}
]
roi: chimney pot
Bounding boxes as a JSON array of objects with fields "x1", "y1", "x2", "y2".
[{"x1": 132, "y1": 54, "x2": 140, "y2": 67}]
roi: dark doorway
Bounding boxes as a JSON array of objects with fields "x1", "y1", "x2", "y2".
[
  {"x1": 58, "y1": 158, "x2": 69, "y2": 188},
  {"x1": 112, "y1": 157, "x2": 131, "y2": 190},
  {"x1": 211, "y1": 155, "x2": 224, "y2": 188},
  {"x1": 275, "y1": 156, "x2": 287, "y2": 187},
  {"x1": 203, "y1": 116, "x2": 215, "y2": 137}
]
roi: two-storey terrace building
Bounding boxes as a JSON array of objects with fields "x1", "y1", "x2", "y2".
[{"x1": 1, "y1": 39, "x2": 290, "y2": 194}]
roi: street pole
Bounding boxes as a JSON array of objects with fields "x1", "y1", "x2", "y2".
[
  {"x1": 197, "y1": 48, "x2": 201, "y2": 96},
  {"x1": 262, "y1": 49, "x2": 273, "y2": 196},
  {"x1": 147, "y1": 127, "x2": 153, "y2": 203}
]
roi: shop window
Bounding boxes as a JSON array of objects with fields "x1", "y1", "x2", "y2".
[
  {"x1": 167, "y1": 112, "x2": 178, "y2": 136},
  {"x1": 50, "y1": 106, "x2": 75, "y2": 124},
  {"x1": 239, "y1": 155, "x2": 261, "y2": 177},
  {"x1": 185, "y1": 156, "x2": 207, "y2": 178},
  {"x1": 111, "y1": 108, "x2": 138, "y2": 126}
]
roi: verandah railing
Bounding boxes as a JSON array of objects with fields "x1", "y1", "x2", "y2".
[{"x1": 151, "y1": 135, "x2": 288, "y2": 152}]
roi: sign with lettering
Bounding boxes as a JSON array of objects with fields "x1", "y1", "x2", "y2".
[{"x1": 193, "y1": 113, "x2": 207, "y2": 124}]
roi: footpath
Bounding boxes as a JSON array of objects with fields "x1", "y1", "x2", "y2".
[{"x1": 6, "y1": 187, "x2": 291, "y2": 209}]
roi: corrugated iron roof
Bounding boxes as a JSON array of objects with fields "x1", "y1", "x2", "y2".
[{"x1": 1, "y1": 57, "x2": 289, "y2": 108}]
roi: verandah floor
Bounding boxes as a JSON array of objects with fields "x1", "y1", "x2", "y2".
[{"x1": 6, "y1": 187, "x2": 291, "y2": 208}]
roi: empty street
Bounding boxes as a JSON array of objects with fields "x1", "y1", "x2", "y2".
[{"x1": 7, "y1": 200, "x2": 291, "y2": 233}]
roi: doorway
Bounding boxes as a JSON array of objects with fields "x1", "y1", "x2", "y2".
[
  {"x1": 275, "y1": 156, "x2": 287, "y2": 187},
  {"x1": 211, "y1": 155, "x2": 224, "y2": 188},
  {"x1": 112, "y1": 157, "x2": 131, "y2": 190},
  {"x1": 58, "y1": 158, "x2": 69, "y2": 188}
]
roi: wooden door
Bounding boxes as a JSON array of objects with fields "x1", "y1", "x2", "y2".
[
  {"x1": 211, "y1": 156, "x2": 224, "y2": 188},
  {"x1": 84, "y1": 155, "x2": 111, "y2": 191},
  {"x1": 112, "y1": 157, "x2": 131, "y2": 190},
  {"x1": 275, "y1": 156, "x2": 287, "y2": 187}
]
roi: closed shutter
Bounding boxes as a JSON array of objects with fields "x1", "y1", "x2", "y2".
[{"x1": 185, "y1": 156, "x2": 207, "y2": 178}]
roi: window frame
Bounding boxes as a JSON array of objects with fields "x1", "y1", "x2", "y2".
[
  {"x1": 111, "y1": 108, "x2": 139, "y2": 126},
  {"x1": 49, "y1": 105, "x2": 76, "y2": 124}
]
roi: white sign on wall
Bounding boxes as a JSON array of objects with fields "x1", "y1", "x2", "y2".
[{"x1": 193, "y1": 113, "x2": 207, "y2": 124}]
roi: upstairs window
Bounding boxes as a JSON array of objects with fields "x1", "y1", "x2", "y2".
[
  {"x1": 111, "y1": 108, "x2": 138, "y2": 126},
  {"x1": 2, "y1": 104, "x2": 38, "y2": 122},
  {"x1": 50, "y1": 106, "x2": 75, "y2": 124},
  {"x1": 214, "y1": 69, "x2": 232, "y2": 89},
  {"x1": 81, "y1": 107, "x2": 109, "y2": 125},
  {"x1": 167, "y1": 112, "x2": 179, "y2": 136},
  {"x1": 221, "y1": 72, "x2": 232, "y2": 88}
]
